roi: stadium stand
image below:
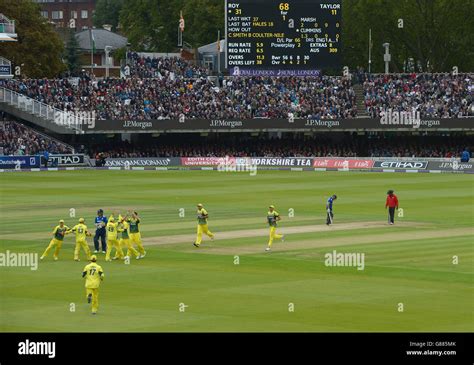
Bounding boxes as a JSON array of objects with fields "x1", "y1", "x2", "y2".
[
  {"x1": 0, "y1": 120, "x2": 73, "y2": 156},
  {"x1": 1, "y1": 72, "x2": 472, "y2": 121},
  {"x1": 0, "y1": 73, "x2": 356, "y2": 120},
  {"x1": 363, "y1": 73, "x2": 473, "y2": 118}
]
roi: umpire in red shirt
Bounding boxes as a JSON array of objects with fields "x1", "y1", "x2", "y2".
[{"x1": 385, "y1": 190, "x2": 399, "y2": 225}]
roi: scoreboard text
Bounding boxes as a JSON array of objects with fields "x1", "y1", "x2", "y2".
[{"x1": 226, "y1": 0, "x2": 342, "y2": 75}]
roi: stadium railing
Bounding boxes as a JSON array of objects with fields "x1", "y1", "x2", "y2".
[{"x1": 0, "y1": 86, "x2": 83, "y2": 134}]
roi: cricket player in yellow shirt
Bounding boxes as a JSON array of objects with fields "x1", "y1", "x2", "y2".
[
  {"x1": 128, "y1": 211, "x2": 146, "y2": 259},
  {"x1": 40, "y1": 220, "x2": 70, "y2": 261},
  {"x1": 193, "y1": 203, "x2": 214, "y2": 247},
  {"x1": 105, "y1": 216, "x2": 124, "y2": 261},
  {"x1": 82, "y1": 255, "x2": 104, "y2": 315},
  {"x1": 118, "y1": 215, "x2": 140, "y2": 260},
  {"x1": 266, "y1": 205, "x2": 285, "y2": 252},
  {"x1": 68, "y1": 218, "x2": 93, "y2": 261}
]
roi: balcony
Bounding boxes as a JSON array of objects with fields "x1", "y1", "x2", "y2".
[{"x1": 0, "y1": 13, "x2": 17, "y2": 41}]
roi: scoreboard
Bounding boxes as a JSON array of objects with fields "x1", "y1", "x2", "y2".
[{"x1": 225, "y1": 0, "x2": 342, "y2": 76}]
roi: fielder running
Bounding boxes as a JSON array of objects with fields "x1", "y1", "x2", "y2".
[
  {"x1": 193, "y1": 203, "x2": 214, "y2": 247},
  {"x1": 68, "y1": 218, "x2": 93, "y2": 261},
  {"x1": 326, "y1": 194, "x2": 337, "y2": 225},
  {"x1": 266, "y1": 205, "x2": 284, "y2": 252},
  {"x1": 40, "y1": 220, "x2": 70, "y2": 261},
  {"x1": 82, "y1": 255, "x2": 104, "y2": 315}
]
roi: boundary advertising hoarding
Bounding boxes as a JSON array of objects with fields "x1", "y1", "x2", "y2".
[
  {"x1": 48, "y1": 154, "x2": 85, "y2": 166},
  {"x1": 104, "y1": 157, "x2": 181, "y2": 167},
  {"x1": 0, "y1": 155, "x2": 40, "y2": 169},
  {"x1": 2, "y1": 156, "x2": 473, "y2": 173}
]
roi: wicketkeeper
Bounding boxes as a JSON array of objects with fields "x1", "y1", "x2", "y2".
[{"x1": 326, "y1": 194, "x2": 337, "y2": 225}]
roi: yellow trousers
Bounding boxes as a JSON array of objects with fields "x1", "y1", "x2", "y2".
[
  {"x1": 105, "y1": 239, "x2": 124, "y2": 261},
  {"x1": 268, "y1": 226, "x2": 283, "y2": 247},
  {"x1": 129, "y1": 233, "x2": 145, "y2": 255},
  {"x1": 195, "y1": 224, "x2": 214, "y2": 245},
  {"x1": 74, "y1": 239, "x2": 91, "y2": 261},
  {"x1": 86, "y1": 288, "x2": 99, "y2": 313},
  {"x1": 41, "y1": 238, "x2": 63, "y2": 258},
  {"x1": 118, "y1": 238, "x2": 139, "y2": 258}
]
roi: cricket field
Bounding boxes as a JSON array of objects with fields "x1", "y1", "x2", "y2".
[{"x1": 0, "y1": 170, "x2": 473, "y2": 332}]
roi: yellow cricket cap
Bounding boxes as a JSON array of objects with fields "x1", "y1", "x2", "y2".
[
  {"x1": 269, "y1": 205, "x2": 275, "y2": 209},
  {"x1": 59, "y1": 219, "x2": 65, "y2": 223},
  {"x1": 90, "y1": 255, "x2": 97, "y2": 262},
  {"x1": 79, "y1": 218, "x2": 85, "y2": 223},
  {"x1": 197, "y1": 203, "x2": 203, "y2": 207}
]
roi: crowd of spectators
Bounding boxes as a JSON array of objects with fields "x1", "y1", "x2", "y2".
[
  {"x1": 0, "y1": 121, "x2": 72, "y2": 156},
  {"x1": 86, "y1": 135, "x2": 472, "y2": 159},
  {"x1": 127, "y1": 52, "x2": 209, "y2": 79},
  {"x1": 363, "y1": 73, "x2": 473, "y2": 118},
  {"x1": 0, "y1": 74, "x2": 356, "y2": 120},
  {"x1": 0, "y1": 55, "x2": 472, "y2": 121}
]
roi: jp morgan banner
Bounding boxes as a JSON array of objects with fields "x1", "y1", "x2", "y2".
[
  {"x1": 427, "y1": 160, "x2": 474, "y2": 172},
  {"x1": 86, "y1": 118, "x2": 474, "y2": 133}
]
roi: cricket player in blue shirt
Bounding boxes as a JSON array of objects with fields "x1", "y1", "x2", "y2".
[
  {"x1": 326, "y1": 194, "x2": 337, "y2": 225},
  {"x1": 94, "y1": 209, "x2": 108, "y2": 253}
]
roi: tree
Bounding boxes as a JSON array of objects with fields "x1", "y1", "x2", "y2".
[
  {"x1": 94, "y1": 0, "x2": 125, "y2": 32},
  {"x1": 180, "y1": 0, "x2": 224, "y2": 49},
  {"x1": 120, "y1": 0, "x2": 176, "y2": 52},
  {"x1": 65, "y1": 29, "x2": 80, "y2": 74},
  {"x1": 0, "y1": 0, "x2": 65, "y2": 78},
  {"x1": 342, "y1": 0, "x2": 474, "y2": 73},
  {"x1": 119, "y1": 0, "x2": 224, "y2": 52}
]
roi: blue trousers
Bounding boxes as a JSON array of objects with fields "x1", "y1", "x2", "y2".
[{"x1": 94, "y1": 230, "x2": 107, "y2": 251}]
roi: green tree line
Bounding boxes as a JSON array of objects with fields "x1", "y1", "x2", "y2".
[{"x1": 1, "y1": 0, "x2": 472, "y2": 78}]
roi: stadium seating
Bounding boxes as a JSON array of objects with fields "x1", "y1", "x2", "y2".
[
  {"x1": 363, "y1": 73, "x2": 473, "y2": 118},
  {"x1": 0, "y1": 120, "x2": 73, "y2": 156},
  {"x1": 0, "y1": 56, "x2": 472, "y2": 121}
]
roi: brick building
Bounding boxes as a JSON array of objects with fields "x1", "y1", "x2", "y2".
[{"x1": 35, "y1": 0, "x2": 96, "y2": 30}]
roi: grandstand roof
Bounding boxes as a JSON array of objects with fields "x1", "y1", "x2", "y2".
[
  {"x1": 198, "y1": 39, "x2": 226, "y2": 55},
  {"x1": 75, "y1": 28, "x2": 128, "y2": 51}
]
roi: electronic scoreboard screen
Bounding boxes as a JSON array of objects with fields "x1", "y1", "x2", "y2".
[{"x1": 226, "y1": 0, "x2": 341, "y2": 76}]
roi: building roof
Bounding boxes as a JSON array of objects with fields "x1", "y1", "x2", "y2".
[
  {"x1": 198, "y1": 40, "x2": 225, "y2": 55},
  {"x1": 75, "y1": 28, "x2": 128, "y2": 51}
]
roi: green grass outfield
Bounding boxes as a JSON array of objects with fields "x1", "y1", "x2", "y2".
[{"x1": 0, "y1": 169, "x2": 473, "y2": 332}]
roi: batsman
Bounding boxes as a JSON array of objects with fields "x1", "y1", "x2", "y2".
[{"x1": 326, "y1": 194, "x2": 337, "y2": 225}]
